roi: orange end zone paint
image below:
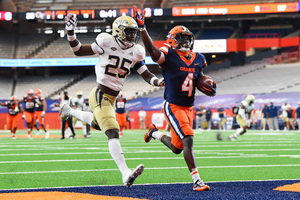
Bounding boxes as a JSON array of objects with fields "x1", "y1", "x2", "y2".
[
  {"x1": 0, "y1": 191, "x2": 149, "y2": 200},
  {"x1": 273, "y1": 182, "x2": 300, "y2": 192}
]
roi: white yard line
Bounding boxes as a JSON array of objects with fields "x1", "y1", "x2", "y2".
[
  {"x1": 0, "y1": 164, "x2": 300, "y2": 175},
  {"x1": 0, "y1": 154, "x2": 299, "y2": 164}
]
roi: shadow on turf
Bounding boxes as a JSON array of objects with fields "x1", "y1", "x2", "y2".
[{"x1": 0, "y1": 180, "x2": 299, "y2": 200}]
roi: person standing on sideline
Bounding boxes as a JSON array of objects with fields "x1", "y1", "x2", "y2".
[
  {"x1": 58, "y1": 91, "x2": 76, "y2": 139},
  {"x1": 138, "y1": 107, "x2": 147, "y2": 129},
  {"x1": 261, "y1": 104, "x2": 269, "y2": 131},
  {"x1": 72, "y1": 91, "x2": 88, "y2": 137},
  {"x1": 195, "y1": 106, "x2": 204, "y2": 130},
  {"x1": 133, "y1": 7, "x2": 212, "y2": 191},
  {"x1": 285, "y1": 104, "x2": 295, "y2": 130},
  {"x1": 268, "y1": 102, "x2": 279, "y2": 131},
  {"x1": 83, "y1": 99, "x2": 92, "y2": 137},
  {"x1": 0, "y1": 96, "x2": 23, "y2": 139},
  {"x1": 205, "y1": 107, "x2": 212, "y2": 130},
  {"x1": 126, "y1": 109, "x2": 131, "y2": 129},
  {"x1": 60, "y1": 13, "x2": 164, "y2": 187},
  {"x1": 218, "y1": 104, "x2": 226, "y2": 130},
  {"x1": 228, "y1": 95, "x2": 255, "y2": 141},
  {"x1": 295, "y1": 102, "x2": 300, "y2": 131}
]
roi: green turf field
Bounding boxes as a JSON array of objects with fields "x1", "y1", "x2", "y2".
[{"x1": 0, "y1": 129, "x2": 299, "y2": 190}]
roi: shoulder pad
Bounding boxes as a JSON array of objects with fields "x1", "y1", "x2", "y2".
[
  {"x1": 241, "y1": 100, "x2": 248, "y2": 107},
  {"x1": 160, "y1": 46, "x2": 169, "y2": 55}
]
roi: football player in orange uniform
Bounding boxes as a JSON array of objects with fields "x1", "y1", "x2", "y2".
[
  {"x1": 115, "y1": 92, "x2": 135, "y2": 137},
  {"x1": 0, "y1": 96, "x2": 23, "y2": 139},
  {"x1": 34, "y1": 89, "x2": 49, "y2": 138},
  {"x1": 19, "y1": 89, "x2": 40, "y2": 139},
  {"x1": 133, "y1": 7, "x2": 211, "y2": 191}
]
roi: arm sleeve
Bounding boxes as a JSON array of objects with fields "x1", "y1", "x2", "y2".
[{"x1": 133, "y1": 60, "x2": 147, "y2": 74}]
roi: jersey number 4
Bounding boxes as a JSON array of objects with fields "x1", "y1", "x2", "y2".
[
  {"x1": 182, "y1": 73, "x2": 194, "y2": 97},
  {"x1": 105, "y1": 55, "x2": 131, "y2": 78}
]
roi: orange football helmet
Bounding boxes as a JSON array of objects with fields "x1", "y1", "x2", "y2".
[
  {"x1": 10, "y1": 96, "x2": 17, "y2": 104},
  {"x1": 166, "y1": 25, "x2": 194, "y2": 51},
  {"x1": 27, "y1": 89, "x2": 34, "y2": 99},
  {"x1": 35, "y1": 89, "x2": 41, "y2": 96}
]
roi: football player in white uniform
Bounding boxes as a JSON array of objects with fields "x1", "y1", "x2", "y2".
[
  {"x1": 72, "y1": 91, "x2": 88, "y2": 137},
  {"x1": 61, "y1": 14, "x2": 164, "y2": 187},
  {"x1": 229, "y1": 95, "x2": 255, "y2": 141}
]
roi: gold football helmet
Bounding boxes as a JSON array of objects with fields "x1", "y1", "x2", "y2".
[
  {"x1": 246, "y1": 95, "x2": 255, "y2": 105},
  {"x1": 112, "y1": 16, "x2": 139, "y2": 47}
]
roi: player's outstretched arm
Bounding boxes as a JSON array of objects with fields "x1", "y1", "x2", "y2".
[
  {"x1": 140, "y1": 69, "x2": 164, "y2": 87},
  {"x1": 65, "y1": 13, "x2": 94, "y2": 56},
  {"x1": 132, "y1": 7, "x2": 162, "y2": 63}
]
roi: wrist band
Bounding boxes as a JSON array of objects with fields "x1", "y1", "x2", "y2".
[
  {"x1": 150, "y1": 77, "x2": 158, "y2": 86},
  {"x1": 71, "y1": 42, "x2": 82, "y2": 52},
  {"x1": 140, "y1": 27, "x2": 146, "y2": 31},
  {"x1": 67, "y1": 34, "x2": 77, "y2": 41}
]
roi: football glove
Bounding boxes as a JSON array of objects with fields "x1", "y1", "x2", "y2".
[
  {"x1": 42, "y1": 111, "x2": 45, "y2": 117},
  {"x1": 132, "y1": 6, "x2": 145, "y2": 28},
  {"x1": 22, "y1": 114, "x2": 25, "y2": 119},
  {"x1": 65, "y1": 13, "x2": 77, "y2": 31}
]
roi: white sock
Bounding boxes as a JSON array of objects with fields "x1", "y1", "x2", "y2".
[
  {"x1": 69, "y1": 109, "x2": 93, "y2": 125},
  {"x1": 235, "y1": 128, "x2": 244, "y2": 137},
  {"x1": 191, "y1": 169, "x2": 201, "y2": 184},
  {"x1": 82, "y1": 124, "x2": 87, "y2": 135},
  {"x1": 108, "y1": 138, "x2": 129, "y2": 176},
  {"x1": 152, "y1": 130, "x2": 165, "y2": 141}
]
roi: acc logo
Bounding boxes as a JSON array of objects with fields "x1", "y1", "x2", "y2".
[
  {"x1": 104, "y1": 97, "x2": 109, "y2": 101},
  {"x1": 111, "y1": 47, "x2": 117, "y2": 51}
]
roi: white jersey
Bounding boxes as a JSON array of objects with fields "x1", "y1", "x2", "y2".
[
  {"x1": 239, "y1": 100, "x2": 254, "y2": 120},
  {"x1": 72, "y1": 97, "x2": 84, "y2": 111},
  {"x1": 91, "y1": 33, "x2": 147, "y2": 91}
]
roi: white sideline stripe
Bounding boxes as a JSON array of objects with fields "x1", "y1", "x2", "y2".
[
  {"x1": 0, "y1": 154, "x2": 299, "y2": 164},
  {"x1": 1, "y1": 164, "x2": 300, "y2": 175}
]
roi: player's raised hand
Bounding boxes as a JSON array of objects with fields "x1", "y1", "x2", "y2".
[
  {"x1": 132, "y1": 6, "x2": 146, "y2": 28},
  {"x1": 65, "y1": 13, "x2": 77, "y2": 31}
]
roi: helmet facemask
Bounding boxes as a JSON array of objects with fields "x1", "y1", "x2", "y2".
[
  {"x1": 112, "y1": 16, "x2": 139, "y2": 49},
  {"x1": 176, "y1": 33, "x2": 194, "y2": 53},
  {"x1": 120, "y1": 26, "x2": 139, "y2": 47}
]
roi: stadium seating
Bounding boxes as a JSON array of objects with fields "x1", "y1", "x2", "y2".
[
  {"x1": 0, "y1": 32, "x2": 15, "y2": 59},
  {"x1": 198, "y1": 28, "x2": 233, "y2": 39},
  {"x1": 0, "y1": 77, "x2": 13, "y2": 99},
  {"x1": 33, "y1": 33, "x2": 98, "y2": 58},
  {"x1": 15, "y1": 33, "x2": 53, "y2": 59},
  {"x1": 13, "y1": 75, "x2": 78, "y2": 99},
  {"x1": 212, "y1": 63, "x2": 300, "y2": 95}
]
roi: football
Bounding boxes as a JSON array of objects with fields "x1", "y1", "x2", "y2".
[{"x1": 196, "y1": 75, "x2": 216, "y2": 97}]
